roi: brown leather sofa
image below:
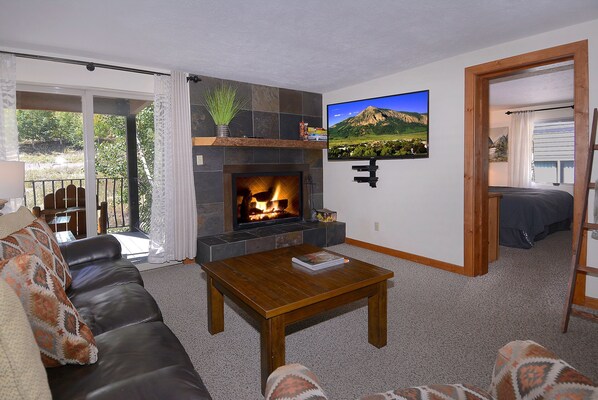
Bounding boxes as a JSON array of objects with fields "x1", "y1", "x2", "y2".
[{"x1": 46, "y1": 235, "x2": 211, "y2": 400}]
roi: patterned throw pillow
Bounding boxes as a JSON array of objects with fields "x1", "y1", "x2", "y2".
[
  {"x1": 0, "y1": 253, "x2": 98, "y2": 367},
  {"x1": 359, "y1": 384, "x2": 492, "y2": 400},
  {"x1": 491, "y1": 340, "x2": 597, "y2": 400},
  {"x1": 266, "y1": 364, "x2": 329, "y2": 400},
  {"x1": 0, "y1": 218, "x2": 72, "y2": 288}
]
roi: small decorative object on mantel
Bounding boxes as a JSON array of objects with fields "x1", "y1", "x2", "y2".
[
  {"x1": 315, "y1": 208, "x2": 337, "y2": 223},
  {"x1": 299, "y1": 121, "x2": 308, "y2": 140},
  {"x1": 204, "y1": 84, "x2": 246, "y2": 137},
  {"x1": 306, "y1": 127, "x2": 327, "y2": 141}
]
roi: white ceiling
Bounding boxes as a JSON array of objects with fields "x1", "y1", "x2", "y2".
[
  {"x1": 489, "y1": 66, "x2": 574, "y2": 111},
  {"x1": 1, "y1": 0, "x2": 597, "y2": 93}
]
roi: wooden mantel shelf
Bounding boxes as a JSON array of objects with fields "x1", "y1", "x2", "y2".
[{"x1": 192, "y1": 137, "x2": 326, "y2": 150}]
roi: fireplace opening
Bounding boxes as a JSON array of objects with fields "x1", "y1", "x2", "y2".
[{"x1": 232, "y1": 171, "x2": 302, "y2": 230}]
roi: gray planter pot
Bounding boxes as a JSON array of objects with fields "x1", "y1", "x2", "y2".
[{"x1": 216, "y1": 124, "x2": 230, "y2": 137}]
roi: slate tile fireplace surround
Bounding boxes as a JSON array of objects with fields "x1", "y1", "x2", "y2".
[
  {"x1": 193, "y1": 146, "x2": 324, "y2": 238},
  {"x1": 189, "y1": 74, "x2": 345, "y2": 262},
  {"x1": 193, "y1": 145, "x2": 345, "y2": 263}
]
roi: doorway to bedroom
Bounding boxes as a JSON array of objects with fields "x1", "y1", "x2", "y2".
[
  {"x1": 487, "y1": 62, "x2": 575, "y2": 250},
  {"x1": 463, "y1": 40, "x2": 588, "y2": 281}
]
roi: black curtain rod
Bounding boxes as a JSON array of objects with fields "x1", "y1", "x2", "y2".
[
  {"x1": 505, "y1": 105, "x2": 574, "y2": 115},
  {"x1": 0, "y1": 50, "x2": 170, "y2": 77}
]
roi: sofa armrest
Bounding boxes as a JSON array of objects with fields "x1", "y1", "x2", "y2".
[
  {"x1": 86, "y1": 366, "x2": 211, "y2": 400},
  {"x1": 490, "y1": 340, "x2": 597, "y2": 399},
  {"x1": 265, "y1": 364, "x2": 328, "y2": 400},
  {"x1": 59, "y1": 235, "x2": 122, "y2": 269}
]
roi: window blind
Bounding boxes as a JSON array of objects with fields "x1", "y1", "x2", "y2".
[{"x1": 532, "y1": 119, "x2": 574, "y2": 162}]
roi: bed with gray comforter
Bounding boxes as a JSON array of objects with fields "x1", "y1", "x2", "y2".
[{"x1": 489, "y1": 186, "x2": 574, "y2": 249}]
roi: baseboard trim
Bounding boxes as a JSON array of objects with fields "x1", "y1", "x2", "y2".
[{"x1": 344, "y1": 238, "x2": 466, "y2": 275}]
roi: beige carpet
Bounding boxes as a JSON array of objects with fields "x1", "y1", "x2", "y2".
[{"x1": 141, "y1": 230, "x2": 598, "y2": 399}]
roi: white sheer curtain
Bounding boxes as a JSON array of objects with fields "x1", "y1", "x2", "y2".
[
  {"x1": 0, "y1": 53, "x2": 18, "y2": 161},
  {"x1": 148, "y1": 71, "x2": 197, "y2": 263},
  {"x1": 508, "y1": 111, "x2": 535, "y2": 187}
]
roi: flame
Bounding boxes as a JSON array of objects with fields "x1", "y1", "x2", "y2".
[
  {"x1": 238, "y1": 178, "x2": 298, "y2": 222},
  {"x1": 254, "y1": 182, "x2": 282, "y2": 214}
]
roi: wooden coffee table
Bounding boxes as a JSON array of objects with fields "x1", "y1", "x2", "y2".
[{"x1": 201, "y1": 243, "x2": 394, "y2": 393}]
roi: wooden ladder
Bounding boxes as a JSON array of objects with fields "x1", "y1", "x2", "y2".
[{"x1": 562, "y1": 107, "x2": 598, "y2": 332}]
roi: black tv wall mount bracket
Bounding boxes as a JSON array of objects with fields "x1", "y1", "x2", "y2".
[{"x1": 352, "y1": 158, "x2": 379, "y2": 188}]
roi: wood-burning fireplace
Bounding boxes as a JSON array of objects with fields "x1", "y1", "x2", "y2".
[{"x1": 224, "y1": 164, "x2": 310, "y2": 231}]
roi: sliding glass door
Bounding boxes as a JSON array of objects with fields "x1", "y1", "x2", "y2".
[
  {"x1": 92, "y1": 95, "x2": 154, "y2": 232},
  {"x1": 17, "y1": 85, "x2": 153, "y2": 247}
]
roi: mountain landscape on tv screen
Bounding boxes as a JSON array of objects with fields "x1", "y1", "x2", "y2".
[{"x1": 328, "y1": 105, "x2": 428, "y2": 159}]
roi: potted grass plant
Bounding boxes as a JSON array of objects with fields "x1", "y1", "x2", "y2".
[{"x1": 203, "y1": 84, "x2": 246, "y2": 137}]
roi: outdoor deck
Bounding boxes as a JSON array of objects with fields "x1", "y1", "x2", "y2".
[
  {"x1": 112, "y1": 231, "x2": 149, "y2": 263},
  {"x1": 110, "y1": 231, "x2": 180, "y2": 271}
]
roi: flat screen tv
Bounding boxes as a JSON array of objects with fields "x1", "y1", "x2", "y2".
[{"x1": 327, "y1": 90, "x2": 429, "y2": 160}]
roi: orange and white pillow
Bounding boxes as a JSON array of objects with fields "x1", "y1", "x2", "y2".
[
  {"x1": 0, "y1": 253, "x2": 98, "y2": 367},
  {"x1": 0, "y1": 217, "x2": 72, "y2": 288}
]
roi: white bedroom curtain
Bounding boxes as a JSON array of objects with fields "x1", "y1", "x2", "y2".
[
  {"x1": 148, "y1": 71, "x2": 197, "y2": 263},
  {"x1": 508, "y1": 111, "x2": 535, "y2": 188},
  {"x1": 0, "y1": 53, "x2": 18, "y2": 161}
]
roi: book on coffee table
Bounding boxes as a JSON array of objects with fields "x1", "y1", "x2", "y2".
[{"x1": 291, "y1": 251, "x2": 348, "y2": 271}]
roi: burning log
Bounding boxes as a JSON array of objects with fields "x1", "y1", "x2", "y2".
[
  {"x1": 266, "y1": 199, "x2": 288, "y2": 211},
  {"x1": 253, "y1": 187, "x2": 273, "y2": 202},
  {"x1": 237, "y1": 188, "x2": 253, "y2": 222}
]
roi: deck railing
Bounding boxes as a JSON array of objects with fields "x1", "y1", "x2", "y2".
[{"x1": 24, "y1": 178, "x2": 129, "y2": 230}]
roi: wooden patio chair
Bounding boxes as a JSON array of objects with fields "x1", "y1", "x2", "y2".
[{"x1": 32, "y1": 184, "x2": 108, "y2": 238}]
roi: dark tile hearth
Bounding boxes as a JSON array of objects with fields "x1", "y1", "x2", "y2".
[
  {"x1": 196, "y1": 221, "x2": 346, "y2": 263},
  {"x1": 216, "y1": 231, "x2": 258, "y2": 243}
]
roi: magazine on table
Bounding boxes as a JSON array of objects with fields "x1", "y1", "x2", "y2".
[{"x1": 291, "y1": 250, "x2": 348, "y2": 271}]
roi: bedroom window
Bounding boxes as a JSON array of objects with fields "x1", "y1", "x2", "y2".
[{"x1": 532, "y1": 118, "x2": 574, "y2": 184}]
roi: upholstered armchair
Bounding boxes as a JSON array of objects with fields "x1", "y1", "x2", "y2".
[{"x1": 265, "y1": 340, "x2": 597, "y2": 400}]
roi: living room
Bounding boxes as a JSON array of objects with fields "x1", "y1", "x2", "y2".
[{"x1": 1, "y1": 1, "x2": 598, "y2": 399}]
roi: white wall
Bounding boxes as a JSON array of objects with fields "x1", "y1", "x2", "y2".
[
  {"x1": 489, "y1": 162, "x2": 509, "y2": 186},
  {"x1": 323, "y1": 16, "x2": 598, "y2": 288}
]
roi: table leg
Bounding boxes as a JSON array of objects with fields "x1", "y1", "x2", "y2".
[
  {"x1": 207, "y1": 275, "x2": 224, "y2": 334},
  {"x1": 368, "y1": 280, "x2": 387, "y2": 348},
  {"x1": 260, "y1": 315, "x2": 285, "y2": 394}
]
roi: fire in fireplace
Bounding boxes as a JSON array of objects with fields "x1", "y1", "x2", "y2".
[{"x1": 232, "y1": 171, "x2": 302, "y2": 229}]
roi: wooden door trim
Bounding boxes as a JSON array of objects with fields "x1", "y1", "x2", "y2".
[{"x1": 464, "y1": 40, "x2": 589, "y2": 277}]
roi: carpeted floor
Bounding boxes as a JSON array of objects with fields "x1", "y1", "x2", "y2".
[{"x1": 141, "y1": 230, "x2": 598, "y2": 399}]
